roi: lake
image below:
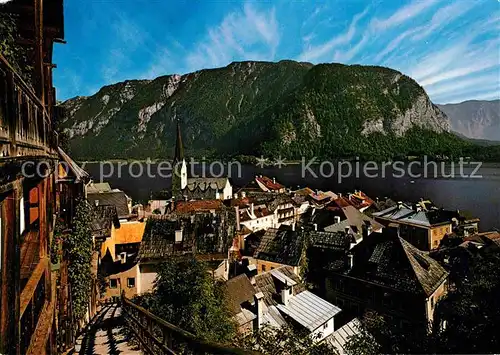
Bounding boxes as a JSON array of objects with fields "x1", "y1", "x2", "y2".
[{"x1": 82, "y1": 161, "x2": 500, "y2": 231}]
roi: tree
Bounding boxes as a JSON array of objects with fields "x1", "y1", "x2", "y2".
[
  {"x1": 135, "y1": 258, "x2": 237, "y2": 344},
  {"x1": 237, "y1": 325, "x2": 338, "y2": 355},
  {"x1": 434, "y1": 252, "x2": 500, "y2": 353}
]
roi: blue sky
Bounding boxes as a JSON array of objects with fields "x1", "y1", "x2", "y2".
[{"x1": 54, "y1": 0, "x2": 499, "y2": 104}]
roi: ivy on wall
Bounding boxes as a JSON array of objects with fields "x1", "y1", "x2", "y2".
[
  {"x1": 64, "y1": 198, "x2": 93, "y2": 320},
  {"x1": 0, "y1": 12, "x2": 34, "y2": 84}
]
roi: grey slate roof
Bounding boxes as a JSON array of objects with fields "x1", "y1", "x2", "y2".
[
  {"x1": 254, "y1": 228, "x2": 306, "y2": 267},
  {"x1": 349, "y1": 232, "x2": 449, "y2": 296},
  {"x1": 254, "y1": 266, "x2": 304, "y2": 307},
  {"x1": 186, "y1": 177, "x2": 229, "y2": 191},
  {"x1": 324, "y1": 206, "x2": 383, "y2": 237},
  {"x1": 87, "y1": 191, "x2": 130, "y2": 219},
  {"x1": 91, "y1": 205, "x2": 120, "y2": 238},
  {"x1": 373, "y1": 204, "x2": 452, "y2": 227},
  {"x1": 276, "y1": 290, "x2": 341, "y2": 332},
  {"x1": 225, "y1": 274, "x2": 256, "y2": 316}
]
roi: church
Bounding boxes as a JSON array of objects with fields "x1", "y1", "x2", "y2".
[{"x1": 171, "y1": 122, "x2": 233, "y2": 201}]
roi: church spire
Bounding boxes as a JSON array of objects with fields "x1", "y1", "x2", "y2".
[{"x1": 173, "y1": 119, "x2": 184, "y2": 164}]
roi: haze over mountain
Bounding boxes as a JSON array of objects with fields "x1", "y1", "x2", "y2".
[
  {"x1": 60, "y1": 61, "x2": 461, "y2": 161},
  {"x1": 437, "y1": 100, "x2": 500, "y2": 142}
]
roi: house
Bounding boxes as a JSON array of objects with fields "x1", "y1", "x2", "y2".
[
  {"x1": 253, "y1": 227, "x2": 307, "y2": 275},
  {"x1": 0, "y1": 1, "x2": 79, "y2": 353},
  {"x1": 91, "y1": 205, "x2": 120, "y2": 242},
  {"x1": 372, "y1": 202, "x2": 453, "y2": 251},
  {"x1": 87, "y1": 190, "x2": 132, "y2": 221},
  {"x1": 324, "y1": 205, "x2": 384, "y2": 242},
  {"x1": 137, "y1": 205, "x2": 235, "y2": 293},
  {"x1": 86, "y1": 182, "x2": 112, "y2": 194},
  {"x1": 323, "y1": 228, "x2": 449, "y2": 326},
  {"x1": 255, "y1": 176, "x2": 286, "y2": 193},
  {"x1": 224, "y1": 274, "x2": 258, "y2": 336},
  {"x1": 253, "y1": 266, "x2": 342, "y2": 342},
  {"x1": 183, "y1": 177, "x2": 233, "y2": 200}
]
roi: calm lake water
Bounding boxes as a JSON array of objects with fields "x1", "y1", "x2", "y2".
[{"x1": 83, "y1": 161, "x2": 500, "y2": 231}]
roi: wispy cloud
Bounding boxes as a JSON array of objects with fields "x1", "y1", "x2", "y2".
[
  {"x1": 370, "y1": 0, "x2": 439, "y2": 31},
  {"x1": 186, "y1": 4, "x2": 279, "y2": 72},
  {"x1": 298, "y1": 7, "x2": 370, "y2": 62}
]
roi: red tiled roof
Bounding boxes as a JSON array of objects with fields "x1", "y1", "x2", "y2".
[
  {"x1": 256, "y1": 176, "x2": 284, "y2": 191},
  {"x1": 173, "y1": 200, "x2": 223, "y2": 214},
  {"x1": 348, "y1": 191, "x2": 375, "y2": 209}
]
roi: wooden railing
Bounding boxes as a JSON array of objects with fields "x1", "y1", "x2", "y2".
[
  {"x1": 121, "y1": 294, "x2": 260, "y2": 355},
  {"x1": 0, "y1": 53, "x2": 58, "y2": 159}
]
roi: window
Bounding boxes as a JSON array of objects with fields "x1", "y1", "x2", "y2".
[
  {"x1": 323, "y1": 322, "x2": 328, "y2": 330},
  {"x1": 431, "y1": 297, "x2": 435, "y2": 309},
  {"x1": 261, "y1": 265, "x2": 266, "y2": 272},
  {"x1": 109, "y1": 279, "x2": 118, "y2": 289},
  {"x1": 127, "y1": 278, "x2": 135, "y2": 288}
]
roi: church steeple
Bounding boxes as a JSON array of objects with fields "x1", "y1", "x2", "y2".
[
  {"x1": 172, "y1": 120, "x2": 188, "y2": 197},
  {"x1": 173, "y1": 120, "x2": 184, "y2": 164}
]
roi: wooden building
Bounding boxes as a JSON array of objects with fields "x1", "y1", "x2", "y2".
[{"x1": 0, "y1": 1, "x2": 71, "y2": 354}]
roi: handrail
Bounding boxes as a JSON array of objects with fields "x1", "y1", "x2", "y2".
[{"x1": 121, "y1": 294, "x2": 260, "y2": 355}]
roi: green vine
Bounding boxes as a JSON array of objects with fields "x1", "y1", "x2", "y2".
[
  {"x1": 50, "y1": 219, "x2": 65, "y2": 265},
  {"x1": 65, "y1": 198, "x2": 94, "y2": 321},
  {"x1": 0, "y1": 12, "x2": 34, "y2": 84}
]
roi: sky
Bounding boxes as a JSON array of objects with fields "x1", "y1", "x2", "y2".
[{"x1": 53, "y1": 0, "x2": 500, "y2": 104}]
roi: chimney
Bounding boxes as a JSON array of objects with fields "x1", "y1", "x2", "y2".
[
  {"x1": 234, "y1": 206, "x2": 240, "y2": 231},
  {"x1": 250, "y1": 203, "x2": 254, "y2": 216},
  {"x1": 348, "y1": 254, "x2": 354, "y2": 270},
  {"x1": 345, "y1": 226, "x2": 350, "y2": 234},
  {"x1": 94, "y1": 200, "x2": 99, "y2": 206},
  {"x1": 273, "y1": 177, "x2": 276, "y2": 184},
  {"x1": 397, "y1": 201, "x2": 403, "y2": 209},
  {"x1": 254, "y1": 292, "x2": 264, "y2": 330},
  {"x1": 175, "y1": 229, "x2": 183, "y2": 243},
  {"x1": 362, "y1": 224, "x2": 372, "y2": 238},
  {"x1": 120, "y1": 252, "x2": 127, "y2": 264},
  {"x1": 281, "y1": 281, "x2": 293, "y2": 306},
  {"x1": 241, "y1": 191, "x2": 246, "y2": 198},
  {"x1": 292, "y1": 223, "x2": 296, "y2": 231},
  {"x1": 313, "y1": 223, "x2": 318, "y2": 231},
  {"x1": 334, "y1": 216, "x2": 341, "y2": 224},
  {"x1": 247, "y1": 264, "x2": 257, "y2": 284},
  {"x1": 233, "y1": 193, "x2": 238, "y2": 199},
  {"x1": 338, "y1": 193, "x2": 342, "y2": 198}
]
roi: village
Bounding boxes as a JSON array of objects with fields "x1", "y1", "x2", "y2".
[{"x1": 71, "y1": 122, "x2": 497, "y2": 353}]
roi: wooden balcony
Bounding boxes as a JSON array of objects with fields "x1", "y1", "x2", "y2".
[{"x1": 0, "y1": 53, "x2": 58, "y2": 162}]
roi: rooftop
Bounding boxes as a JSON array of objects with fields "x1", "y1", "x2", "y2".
[
  {"x1": 277, "y1": 290, "x2": 341, "y2": 332},
  {"x1": 372, "y1": 203, "x2": 452, "y2": 227},
  {"x1": 254, "y1": 228, "x2": 306, "y2": 267},
  {"x1": 255, "y1": 176, "x2": 285, "y2": 192},
  {"x1": 185, "y1": 177, "x2": 229, "y2": 191},
  {"x1": 348, "y1": 231, "x2": 449, "y2": 296},
  {"x1": 225, "y1": 274, "x2": 256, "y2": 316},
  {"x1": 172, "y1": 200, "x2": 224, "y2": 214},
  {"x1": 254, "y1": 266, "x2": 305, "y2": 306},
  {"x1": 87, "y1": 191, "x2": 131, "y2": 219}
]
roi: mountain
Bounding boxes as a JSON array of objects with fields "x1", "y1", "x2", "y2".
[
  {"x1": 437, "y1": 100, "x2": 500, "y2": 142},
  {"x1": 60, "y1": 61, "x2": 458, "y2": 161}
]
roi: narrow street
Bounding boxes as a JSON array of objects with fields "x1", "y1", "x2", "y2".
[{"x1": 75, "y1": 304, "x2": 141, "y2": 355}]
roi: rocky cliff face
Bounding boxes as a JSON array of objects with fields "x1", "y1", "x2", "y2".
[
  {"x1": 60, "y1": 61, "x2": 452, "y2": 160},
  {"x1": 437, "y1": 100, "x2": 499, "y2": 141}
]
